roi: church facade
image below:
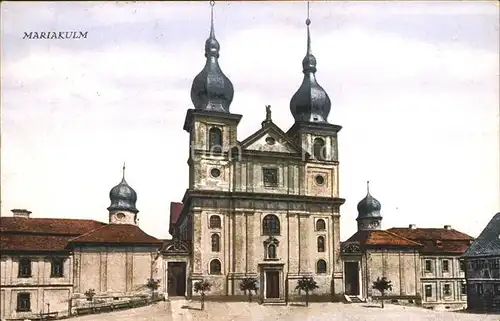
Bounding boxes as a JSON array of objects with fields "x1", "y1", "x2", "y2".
[{"x1": 164, "y1": 6, "x2": 345, "y2": 303}]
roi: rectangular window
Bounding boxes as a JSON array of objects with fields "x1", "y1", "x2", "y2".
[
  {"x1": 262, "y1": 168, "x2": 278, "y2": 187},
  {"x1": 461, "y1": 282, "x2": 467, "y2": 295},
  {"x1": 442, "y1": 260, "x2": 449, "y2": 273},
  {"x1": 425, "y1": 285, "x2": 432, "y2": 298},
  {"x1": 495, "y1": 284, "x2": 500, "y2": 296},
  {"x1": 459, "y1": 260, "x2": 465, "y2": 272},
  {"x1": 443, "y1": 284, "x2": 451, "y2": 296},
  {"x1": 51, "y1": 258, "x2": 64, "y2": 277},
  {"x1": 424, "y1": 260, "x2": 432, "y2": 273},
  {"x1": 18, "y1": 259, "x2": 32, "y2": 278},
  {"x1": 17, "y1": 293, "x2": 31, "y2": 312},
  {"x1": 476, "y1": 283, "x2": 483, "y2": 295}
]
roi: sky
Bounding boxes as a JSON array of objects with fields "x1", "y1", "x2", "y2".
[{"x1": 1, "y1": 1, "x2": 499, "y2": 241}]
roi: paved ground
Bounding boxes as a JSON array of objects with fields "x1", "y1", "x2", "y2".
[{"x1": 70, "y1": 300, "x2": 499, "y2": 321}]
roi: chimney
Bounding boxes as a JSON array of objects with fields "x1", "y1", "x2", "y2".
[
  {"x1": 444, "y1": 225, "x2": 451, "y2": 230},
  {"x1": 11, "y1": 209, "x2": 32, "y2": 218},
  {"x1": 409, "y1": 224, "x2": 417, "y2": 229}
]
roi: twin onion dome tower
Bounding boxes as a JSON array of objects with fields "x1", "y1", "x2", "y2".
[
  {"x1": 190, "y1": 0, "x2": 331, "y2": 123},
  {"x1": 107, "y1": 1, "x2": 381, "y2": 223}
]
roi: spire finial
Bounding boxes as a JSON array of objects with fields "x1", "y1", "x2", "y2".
[
  {"x1": 306, "y1": 1, "x2": 311, "y2": 54},
  {"x1": 210, "y1": 1, "x2": 215, "y2": 38},
  {"x1": 302, "y1": 1, "x2": 316, "y2": 73},
  {"x1": 367, "y1": 180, "x2": 370, "y2": 194},
  {"x1": 122, "y1": 162, "x2": 126, "y2": 181}
]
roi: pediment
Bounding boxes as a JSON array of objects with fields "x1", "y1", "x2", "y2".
[{"x1": 240, "y1": 122, "x2": 304, "y2": 155}]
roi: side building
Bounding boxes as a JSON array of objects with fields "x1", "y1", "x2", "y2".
[
  {"x1": 388, "y1": 224, "x2": 474, "y2": 310},
  {"x1": 461, "y1": 212, "x2": 500, "y2": 313},
  {"x1": 0, "y1": 170, "x2": 163, "y2": 320},
  {"x1": 341, "y1": 184, "x2": 422, "y2": 303}
]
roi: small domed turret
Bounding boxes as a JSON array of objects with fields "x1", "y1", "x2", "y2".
[
  {"x1": 107, "y1": 165, "x2": 138, "y2": 214},
  {"x1": 356, "y1": 181, "x2": 382, "y2": 230}
]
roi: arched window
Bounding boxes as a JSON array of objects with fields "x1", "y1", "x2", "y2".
[
  {"x1": 316, "y1": 219, "x2": 326, "y2": 231},
  {"x1": 262, "y1": 214, "x2": 280, "y2": 235},
  {"x1": 316, "y1": 259, "x2": 327, "y2": 274},
  {"x1": 211, "y1": 234, "x2": 220, "y2": 252},
  {"x1": 209, "y1": 127, "x2": 222, "y2": 153},
  {"x1": 313, "y1": 138, "x2": 326, "y2": 160},
  {"x1": 209, "y1": 215, "x2": 221, "y2": 229},
  {"x1": 209, "y1": 259, "x2": 221, "y2": 275},
  {"x1": 317, "y1": 236, "x2": 325, "y2": 252},
  {"x1": 267, "y1": 244, "x2": 277, "y2": 259}
]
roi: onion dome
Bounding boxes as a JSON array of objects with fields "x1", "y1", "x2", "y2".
[
  {"x1": 190, "y1": 1, "x2": 234, "y2": 113},
  {"x1": 357, "y1": 181, "x2": 381, "y2": 218},
  {"x1": 107, "y1": 164, "x2": 138, "y2": 214},
  {"x1": 290, "y1": 12, "x2": 331, "y2": 123}
]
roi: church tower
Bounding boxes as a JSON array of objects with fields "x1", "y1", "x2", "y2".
[
  {"x1": 356, "y1": 181, "x2": 383, "y2": 230},
  {"x1": 184, "y1": 1, "x2": 242, "y2": 192},
  {"x1": 286, "y1": 3, "x2": 342, "y2": 199},
  {"x1": 107, "y1": 164, "x2": 139, "y2": 225}
]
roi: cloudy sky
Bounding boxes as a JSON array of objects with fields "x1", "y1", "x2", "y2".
[{"x1": 1, "y1": 1, "x2": 499, "y2": 241}]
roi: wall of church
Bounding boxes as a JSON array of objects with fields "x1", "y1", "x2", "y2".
[
  {"x1": 365, "y1": 249, "x2": 420, "y2": 297},
  {"x1": 191, "y1": 206, "x2": 341, "y2": 297},
  {"x1": 73, "y1": 246, "x2": 157, "y2": 297}
]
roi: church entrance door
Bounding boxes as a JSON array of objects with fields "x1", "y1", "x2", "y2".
[
  {"x1": 167, "y1": 262, "x2": 186, "y2": 297},
  {"x1": 265, "y1": 271, "x2": 280, "y2": 299},
  {"x1": 344, "y1": 261, "x2": 360, "y2": 296}
]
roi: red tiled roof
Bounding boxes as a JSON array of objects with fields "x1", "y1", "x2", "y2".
[
  {"x1": 169, "y1": 202, "x2": 183, "y2": 229},
  {"x1": 387, "y1": 227, "x2": 474, "y2": 254},
  {"x1": 345, "y1": 230, "x2": 423, "y2": 247},
  {"x1": 69, "y1": 224, "x2": 162, "y2": 245},
  {"x1": 0, "y1": 234, "x2": 73, "y2": 252},
  {"x1": 0, "y1": 216, "x2": 105, "y2": 235},
  {"x1": 387, "y1": 227, "x2": 474, "y2": 241}
]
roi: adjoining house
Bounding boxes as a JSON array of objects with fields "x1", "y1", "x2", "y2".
[
  {"x1": 461, "y1": 212, "x2": 500, "y2": 313},
  {"x1": 340, "y1": 185, "x2": 422, "y2": 304},
  {"x1": 388, "y1": 224, "x2": 474, "y2": 309},
  {"x1": 0, "y1": 169, "x2": 163, "y2": 320},
  {"x1": 340, "y1": 184, "x2": 474, "y2": 309}
]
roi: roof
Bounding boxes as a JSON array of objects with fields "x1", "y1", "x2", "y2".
[
  {"x1": 69, "y1": 224, "x2": 162, "y2": 246},
  {"x1": 0, "y1": 234, "x2": 74, "y2": 252},
  {"x1": 344, "y1": 230, "x2": 422, "y2": 247},
  {"x1": 0, "y1": 217, "x2": 105, "y2": 235},
  {"x1": 387, "y1": 227, "x2": 474, "y2": 254},
  {"x1": 169, "y1": 202, "x2": 183, "y2": 231},
  {"x1": 387, "y1": 227, "x2": 474, "y2": 241},
  {"x1": 463, "y1": 212, "x2": 500, "y2": 258}
]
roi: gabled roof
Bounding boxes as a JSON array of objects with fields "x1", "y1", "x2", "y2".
[
  {"x1": 344, "y1": 230, "x2": 422, "y2": 247},
  {"x1": 388, "y1": 227, "x2": 474, "y2": 254},
  {"x1": 69, "y1": 224, "x2": 162, "y2": 246},
  {"x1": 239, "y1": 121, "x2": 309, "y2": 158},
  {"x1": 0, "y1": 216, "x2": 105, "y2": 235},
  {"x1": 463, "y1": 212, "x2": 500, "y2": 258}
]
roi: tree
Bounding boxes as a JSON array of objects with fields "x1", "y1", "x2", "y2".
[
  {"x1": 146, "y1": 278, "x2": 160, "y2": 300},
  {"x1": 372, "y1": 277, "x2": 393, "y2": 308},
  {"x1": 239, "y1": 277, "x2": 259, "y2": 303},
  {"x1": 295, "y1": 276, "x2": 319, "y2": 307},
  {"x1": 84, "y1": 289, "x2": 96, "y2": 308},
  {"x1": 193, "y1": 280, "x2": 212, "y2": 310}
]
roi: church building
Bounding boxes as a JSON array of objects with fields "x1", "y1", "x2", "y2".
[{"x1": 165, "y1": 3, "x2": 345, "y2": 303}]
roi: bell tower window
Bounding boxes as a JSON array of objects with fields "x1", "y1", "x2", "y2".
[
  {"x1": 209, "y1": 127, "x2": 222, "y2": 153},
  {"x1": 313, "y1": 137, "x2": 326, "y2": 160}
]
